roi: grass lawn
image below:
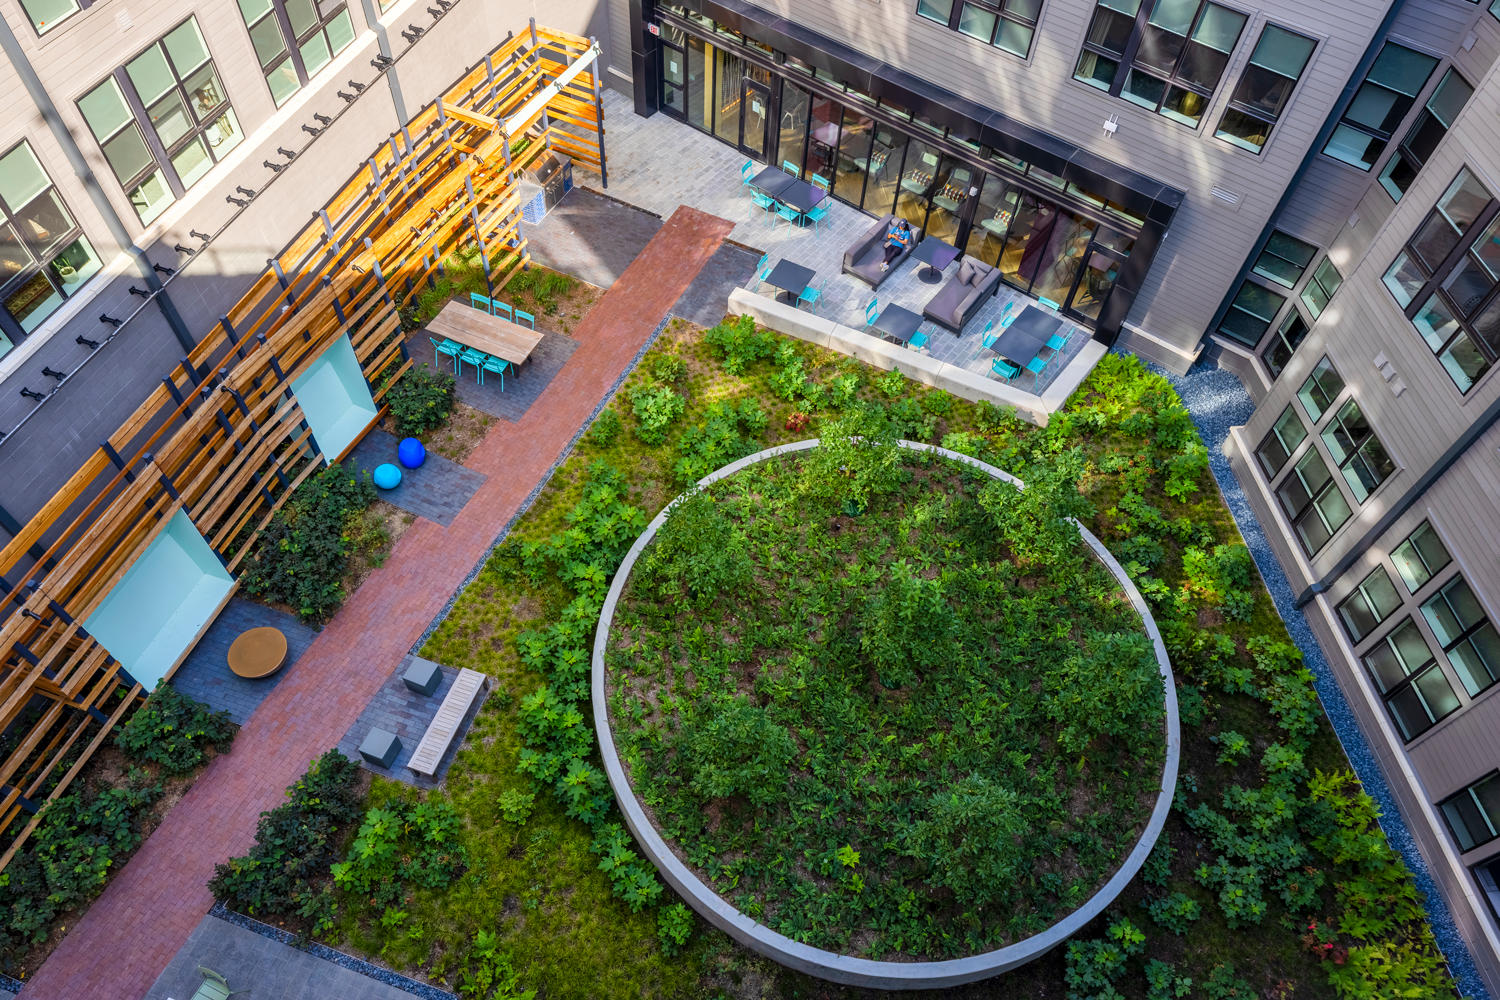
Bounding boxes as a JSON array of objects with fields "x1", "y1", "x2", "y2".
[{"x1": 310, "y1": 317, "x2": 1457, "y2": 1000}]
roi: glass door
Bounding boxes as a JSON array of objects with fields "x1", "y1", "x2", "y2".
[
  {"x1": 739, "y1": 77, "x2": 771, "y2": 159},
  {"x1": 963, "y1": 173, "x2": 1021, "y2": 267},
  {"x1": 777, "y1": 81, "x2": 811, "y2": 177},
  {"x1": 684, "y1": 37, "x2": 710, "y2": 132},
  {"x1": 894, "y1": 138, "x2": 944, "y2": 233},
  {"x1": 805, "y1": 96, "x2": 840, "y2": 180},
  {"x1": 1066, "y1": 228, "x2": 1135, "y2": 322},
  {"x1": 659, "y1": 28, "x2": 687, "y2": 119},
  {"x1": 712, "y1": 49, "x2": 744, "y2": 145},
  {"x1": 833, "y1": 108, "x2": 873, "y2": 206}
]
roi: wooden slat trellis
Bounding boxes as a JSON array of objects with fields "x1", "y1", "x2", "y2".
[{"x1": 0, "y1": 24, "x2": 603, "y2": 867}]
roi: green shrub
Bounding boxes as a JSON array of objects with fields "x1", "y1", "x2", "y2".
[
  {"x1": 640, "y1": 490, "x2": 753, "y2": 606},
  {"x1": 586, "y1": 408, "x2": 622, "y2": 448},
  {"x1": 652, "y1": 354, "x2": 687, "y2": 384},
  {"x1": 674, "y1": 695, "x2": 795, "y2": 807},
  {"x1": 703, "y1": 315, "x2": 775, "y2": 374},
  {"x1": 657, "y1": 902, "x2": 694, "y2": 957},
  {"x1": 331, "y1": 799, "x2": 467, "y2": 906},
  {"x1": 1144, "y1": 959, "x2": 1192, "y2": 1000},
  {"x1": 1211, "y1": 730, "x2": 1251, "y2": 767},
  {"x1": 902, "y1": 775, "x2": 1027, "y2": 908},
  {"x1": 240, "y1": 463, "x2": 377, "y2": 623},
  {"x1": 208, "y1": 750, "x2": 362, "y2": 928},
  {"x1": 1204, "y1": 963, "x2": 1255, "y2": 1000},
  {"x1": 386, "y1": 364, "x2": 456, "y2": 437},
  {"x1": 115, "y1": 681, "x2": 235, "y2": 775},
  {"x1": 875, "y1": 369, "x2": 906, "y2": 397},
  {"x1": 460, "y1": 929, "x2": 536, "y2": 999},
  {"x1": 1183, "y1": 544, "x2": 1257, "y2": 621},
  {"x1": 1144, "y1": 891, "x2": 1201, "y2": 934},
  {"x1": 671, "y1": 400, "x2": 763, "y2": 485},
  {"x1": 498, "y1": 789, "x2": 535, "y2": 824},
  {"x1": 859, "y1": 560, "x2": 962, "y2": 688},
  {"x1": 628, "y1": 380, "x2": 686, "y2": 446}
]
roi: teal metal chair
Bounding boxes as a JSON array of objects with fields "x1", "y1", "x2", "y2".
[
  {"x1": 457, "y1": 346, "x2": 488, "y2": 379},
  {"x1": 782, "y1": 159, "x2": 800, "y2": 176},
  {"x1": 980, "y1": 319, "x2": 997, "y2": 350},
  {"x1": 430, "y1": 336, "x2": 461, "y2": 371},
  {"x1": 191, "y1": 966, "x2": 247, "y2": 1000},
  {"x1": 1026, "y1": 353, "x2": 1050, "y2": 382},
  {"x1": 1046, "y1": 330, "x2": 1071, "y2": 352},
  {"x1": 774, "y1": 202, "x2": 803, "y2": 227},
  {"x1": 481, "y1": 354, "x2": 509, "y2": 389},
  {"x1": 469, "y1": 292, "x2": 492, "y2": 313},
  {"x1": 804, "y1": 201, "x2": 831, "y2": 232},
  {"x1": 741, "y1": 159, "x2": 754, "y2": 185},
  {"x1": 514, "y1": 308, "x2": 536, "y2": 329},
  {"x1": 909, "y1": 328, "x2": 930, "y2": 351},
  {"x1": 811, "y1": 173, "x2": 830, "y2": 191},
  {"x1": 864, "y1": 297, "x2": 880, "y2": 328},
  {"x1": 1037, "y1": 296, "x2": 1061, "y2": 310},
  {"x1": 492, "y1": 300, "x2": 514, "y2": 321},
  {"x1": 797, "y1": 282, "x2": 821, "y2": 309},
  {"x1": 750, "y1": 189, "x2": 777, "y2": 218},
  {"x1": 992, "y1": 357, "x2": 1020, "y2": 381},
  {"x1": 1000, "y1": 310, "x2": 1018, "y2": 329}
]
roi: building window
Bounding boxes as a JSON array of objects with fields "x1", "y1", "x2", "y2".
[
  {"x1": 1391, "y1": 521, "x2": 1450, "y2": 594},
  {"x1": 1320, "y1": 399, "x2": 1395, "y2": 503},
  {"x1": 1337, "y1": 566, "x2": 1402, "y2": 644},
  {"x1": 0, "y1": 142, "x2": 102, "y2": 340},
  {"x1": 1275, "y1": 448, "x2": 1351, "y2": 555},
  {"x1": 1253, "y1": 230, "x2": 1316, "y2": 288},
  {"x1": 1218, "y1": 278, "x2": 1285, "y2": 344},
  {"x1": 1300, "y1": 257, "x2": 1344, "y2": 319},
  {"x1": 1262, "y1": 309, "x2": 1309, "y2": 378},
  {"x1": 1076, "y1": 0, "x2": 1247, "y2": 128},
  {"x1": 1422, "y1": 577, "x2": 1500, "y2": 697},
  {"x1": 1441, "y1": 772, "x2": 1500, "y2": 853},
  {"x1": 1383, "y1": 169, "x2": 1500, "y2": 393},
  {"x1": 1378, "y1": 69, "x2": 1473, "y2": 202},
  {"x1": 1323, "y1": 43, "x2": 1439, "y2": 171},
  {"x1": 917, "y1": 0, "x2": 1043, "y2": 59},
  {"x1": 18, "y1": 0, "x2": 98, "y2": 35},
  {"x1": 1255, "y1": 405, "x2": 1306, "y2": 477},
  {"x1": 1365, "y1": 618, "x2": 1461, "y2": 740},
  {"x1": 78, "y1": 18, "x2": 243, "y2": 225},
  {"x1": 1215, "y1": 23, "x2": 1316, "y2": 153},
  {"x1": 238, "y1": 0, "x2": 357, "y2": 108},
  {"x1": 1297, "y1": 355, "x2": 1344, "y2": 421}
]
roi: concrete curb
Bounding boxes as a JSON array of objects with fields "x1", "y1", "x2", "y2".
[
  {"x1": 590, "y1": 440, "x2": 1180, "y2": 989},
  {"x1": 726, "y1": 287, "x2": 1106, "y2": 428}
]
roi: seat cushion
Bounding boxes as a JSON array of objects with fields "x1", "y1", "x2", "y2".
[{"x1": 957, "y1": 259, "x2": 976, "y2": 285}]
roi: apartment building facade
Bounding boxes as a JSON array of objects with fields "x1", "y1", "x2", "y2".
[{"x1": 5, "y1": 0, "x2": 1500, "y2": 991}]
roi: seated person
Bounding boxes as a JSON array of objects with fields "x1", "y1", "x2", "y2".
[{"x1": 880, "y1": 219, "x2": 914, "y2": 271}]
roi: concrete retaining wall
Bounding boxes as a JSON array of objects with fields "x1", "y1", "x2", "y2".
[
  {"x1": 591, "y1": 440, "x2": 1180, "y2": 990},
  {"x1": 726, "y1": 288, "x2": 1106, "y2": 428}
]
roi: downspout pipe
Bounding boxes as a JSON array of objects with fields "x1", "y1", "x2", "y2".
[
  {"x1": 359, "y1": 0, "x2": 409, "y2": 122},
  {"x1": 1295, "y1": 390, "x2": 1500, "y2": 606},
  {"x1": 0, "y1": 11, "x2": 195, "y2": 353},
  {"x1": 1203, "y1": 0, "x2": 1412, "y2": 340}
]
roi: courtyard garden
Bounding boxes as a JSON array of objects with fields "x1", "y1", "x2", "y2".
[{"x1": 202, "y1": 316, "x2": 1460, "y2": 999}]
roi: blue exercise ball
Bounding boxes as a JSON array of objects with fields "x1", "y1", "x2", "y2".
[
  {"x1": 398, "y1": 437, "x2": 427, "y2": 469},
  {"x1": 373, "y1": 463, "x2": 403, "y2": 490}
]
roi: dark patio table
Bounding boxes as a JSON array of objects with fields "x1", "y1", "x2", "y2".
[
  {"x1": 764, "y1": 260, "x2": 815, "y2": 303},
  {"x1": 750, "y1": 165, "x2": 796, "y2": 198},
  {"x1": 991, "y1": 304, "x2": 1062, "y2": 367},
  {"x1": 775, "y1": 179, "x2": 826, "y2": 215},
  {"x1": 872, "y1": 304, "x2": 923, "y2": 345},
  {"x1": 911, "y1": 236, "x2": 960, "y2": 284}
]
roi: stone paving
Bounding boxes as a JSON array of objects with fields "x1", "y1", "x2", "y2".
[
  {"x1": 404, "y1": 327, "x2": 581, "y2": 425},
  {"x1": 349, "y1": 430, "x2": 487, "y2": 527},
  {"x1": 21, "y1": 205, "x2": 735, "y2": 1000},
  {"x1": 144, "y1": 913, "x2": 434, "y2": 1000},
  {"x1": 596, "y1": 89, "x2": 1090, "y2": 394},
  {"x1": 170, "y1": 598, "x2": 318, "y2": 726},
  {"x1": 671, "y1": 242, "x2": 761, "y2": 328},
  {"x1": 522, "y1": 186, "x2": 663, "y2": 287},
  {"x1": 335, "y1": 657, "x2": 480, "y2": 788}
]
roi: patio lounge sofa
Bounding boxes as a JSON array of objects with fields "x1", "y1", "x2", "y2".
[
  {"x1": 843, "y1": 214, "x2": 912, "y2": 288},
  {"x1": 923, "y1": 255, "x2": 1001, "y2": 332}
]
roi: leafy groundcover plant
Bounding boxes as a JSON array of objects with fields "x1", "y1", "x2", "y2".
[{"x1": 606, "y1": 431, "x2": 1167, "y2": 959}]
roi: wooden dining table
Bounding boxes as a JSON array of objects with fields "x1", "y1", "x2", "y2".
[{"x1": 428, "y1": 300, "x2": 544, "y2": 367}]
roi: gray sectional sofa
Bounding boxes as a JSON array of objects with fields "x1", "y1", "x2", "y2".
[
  {"x1": 843, "y1": 214, "x2": 912, "y2": 288},
  {"x1": 923, "y1": 255, "x2": 1001, "y2": 332}
]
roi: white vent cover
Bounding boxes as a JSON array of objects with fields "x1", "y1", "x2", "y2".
[
  {"x1": 115, "y1": 8, "x2": 133, "y2": 30},
  {"x1": 1210, "y1": 186, "x2": 1242, "y2": 208}
]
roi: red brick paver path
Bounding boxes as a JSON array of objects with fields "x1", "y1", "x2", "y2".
[{"x1": 23, "y1": 206, "x2": 733, "y2": 1000}]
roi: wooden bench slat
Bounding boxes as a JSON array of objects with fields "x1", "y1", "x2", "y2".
[{"x1": 408, "y1": 668, "x2": 486, "y2": 776}]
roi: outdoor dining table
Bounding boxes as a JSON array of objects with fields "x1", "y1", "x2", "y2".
[
  {"x1": 774, "y1": 178, "x2": 826, "y2": 215},
  {"x1": 990, "y1": 304, "x2": 1063, "y2": 367},
  {"x1": 750, "y1": 165, "x2": 797, "y2": 198},
  {"x1": 872, "y1": 304, "x2": 923, "y2": 345},
  {"x1": 764, "y1": 260, "x2": 815, "y2": 304},
  {"x1": 910, "y1": 235, "x2": 960, "y2": 284},
  {"x1": 428, "y1": 300, "x2": 544, "y2": 370}
]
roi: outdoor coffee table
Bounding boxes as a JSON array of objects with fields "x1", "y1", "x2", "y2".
[
  {"x1": 872, "y1": 304, "x2": 923, "y2": 345},
  {"x1": 228, "y1": 626, "x2": 289, "y2": 679},
  {"x1": 911, "y1": 236, "x2": 960, "y2": 284},
  {"x1": 765, "y1": 260, "x2": 815, "y2": 304}
]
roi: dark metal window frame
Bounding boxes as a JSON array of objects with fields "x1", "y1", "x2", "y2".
[
  {"x1": 1252, "y1": 229, "x2": 1317, "y2": 288},
  {"x1": 1336, "y1": 564, "x2": 1401, "y2": 644},
  {"x1": 0, "y1": 140, "x2": 99, "y2": 343},
  {"x1": 1440, "y1": 770, "x2": 1500, "y2": 854},
  {"x1": 914, "y1": 0, "x2": 1043, "y2": 60},
  {"x1": 77, "y1": 15, "x2": 241, "y2": 220},
  {"x1": 240, "y1": 0, "x2": 357, "y2": 107},
  {"x1": 1363, "y1": 617, "x2": 1460, "y2": 742},
  {"x1": 1320, "y1": 397, "x2": 1396, "y2": 504},
  {"x1": 19, "y1": 0, "x2": 99, "y2": 36},
  {"x1": 1378, "y1": 67, "x2": 1474, "y2": 203},
  {"x1": 1383, "y1": 168, "x2": 1500, "y2": 395},
  {"x1": 1421, "y1": 575, "x2": 1500, "y2": 699},
  {"x1": 1212, "y1": 21, "x2": 1317, "y2": 155},
  {"x1": 1321, "y1": 40, "x2": 1440, "y2": 173},
  {"x1": 1254, "y1": 403, "x2": 1305, "y2": 478},
  {"x1": 1300, "y1": 256, "x2": 1343, "y2": 319},
  {"x1": 1273, "y1": 445, "x2": 1351, "y2": 557},
  {"x1": 1074, "y1": 0, "x2": 1247, "y2": 128},
  {"x1": 1391, "y1": 520, "x2": 1451, "y2": 595},
  {"x1": 1296, "y1": 354, "x2": 1344, "y2": 422},
  {"x1": 1261, "y1": 305, "x2": 1311, "y2": 379}
]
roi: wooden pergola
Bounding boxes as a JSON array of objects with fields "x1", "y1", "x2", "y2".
[{"x1": 0, "y1": 23, "x2": 604, "y2": 867}]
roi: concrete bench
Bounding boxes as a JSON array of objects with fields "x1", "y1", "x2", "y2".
[{"x1": 407, "y1": 667, "x2": 486, "y2": 776}]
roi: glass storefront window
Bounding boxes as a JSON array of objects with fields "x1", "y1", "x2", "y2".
[
  {"x1": 806, "y1": 97, "x2": 842, "y2": 181},
  {"x1": 894, "y1": 138, "x2": 943, "y2": 232},
  {"x1": 685, "y1": 37, "x2": 710, "y2": 131},
  {"x1": 1029, "y1": 211, "x2": 1098, "y2": 305},
  {"x1": 835, "y1": 109, "x2": 874, "y2": 205},
  {"x1": 0, "y1": 141, "x2": 102, "y2": 337},
  {"x1": 860, "y1": 126, "x2": 905, "y2": 216},
  {"x1": 712, "y1": 49, "x2": 744, "y2": 146},
  {"x1": 778, "y1": 81, "x2": 810, "y2": 177},
  {"x1": 963, "y1": 173, "x2": 1020, "y2": 266}
]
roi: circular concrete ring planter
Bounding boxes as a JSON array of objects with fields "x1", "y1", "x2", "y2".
[{"x1": 591, "y1": 439, "x2": 1180, "y2": 990}]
